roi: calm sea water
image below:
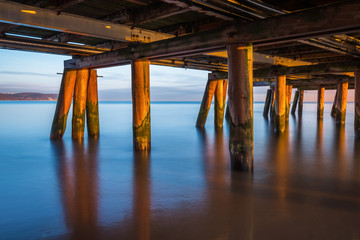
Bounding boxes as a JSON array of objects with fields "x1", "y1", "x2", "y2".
[{"x1": 0, "y1": 101, "x2": 360, "y2": 240}]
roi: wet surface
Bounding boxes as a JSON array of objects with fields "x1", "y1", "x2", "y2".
[{"x1": 0, "y1": 102, "x2": 360, "y2": 239}]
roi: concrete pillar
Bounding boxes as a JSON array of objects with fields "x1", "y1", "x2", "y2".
[
  {"x1": 336, "y1": 82, "x2": 348, "y2": 125},
  {"x1": 291, "y1": 90, "x2": 299, "y2": 115},
  {"x1": 263, "y1": 89, "x2": 272, "y2": 117},
  {"x1": 355, "y1": 72, "x2": 360, "y2": 138},
  {"x1": 86, "y1": 69, "x2": 100, "y2": 138},
  {"x1": 227, "y1": 43, "x2": 253, "y2": 171},
  {"x1": 298, "y1": 90, "x2": 304, "y2": 117},
  {"x1": 275, "y1": 75, "x2": 286, "y2": 133},
  {"x1": 132, "y1": 59, "x2": 151, "y2": 151},
  {"x1": 286, "y1": 85, "x2": 292, "y2": 121},
  {"x1": 331, "y1": 89, "x2": 338, "y2": 117},
  {"x1": 317, "y1": 87, "x2": 325, "y2": 120},
  {"x1": 72, "y1": 69, "x2": 89, "y2": 140},
  {"x1": 50, "y1": 68, "x2": 77, "y2": 140},
  {"x1": 214, "y1": 80, "x2": 228, "y2": 128},
  {"x1": 196, "y1": 80, "x2": 217, "y2": 128}
]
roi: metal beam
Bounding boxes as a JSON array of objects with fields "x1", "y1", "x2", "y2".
[
  {"x1": 65, "y1": 0, "x2": 360, "y2": 69},
  {"x1": 0, "y1": 0, "x2": 173, "y2": 43}
]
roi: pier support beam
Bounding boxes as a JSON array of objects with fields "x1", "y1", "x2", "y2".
[
  {"x1": 132, "y1": 59, "x2": 151, "y2": 151},
  {"x1": 196, "y1": 80, "x2": 217, "y2": 128},
  {"x1": 331, "y1": 89, "x2": 338, "y2": 117},
  {"x1": 72, "y1": 69, "x2": 89, "y2": 140},
  {"x1": 291, "y1": 90, "x2": 299, "y2": 115},
  {"x1": 286, "y1": 84, "x2": 292, "y2": 121},
  {"x1": 336, "y1": 82, "x2": 348, "y2": 125},
  {"x1": 275, "y1": 75, "x2": 286, "y2": 133},
  {"x1": 263, "y1": 89, "x2": 272, "y2": 117},
  {"x1": 227, "y1": 43, "x2": 253, "y2": 171},
  {"x1": 355, "y1": 72, "x2": 360, "y2": 138},
  {"x1": 298, "y1": 90, "x2": 304, "y2": 117},
  {"x1": 86, "y1": 69, "x2": 100, "y2": 138},
  {"x1": 214, "y1": 80, "x2": 228, "y2": 128},
  {"x1": 317, "y1": 87, "x2": 325, "y2": 120},
  {"x1": 270, "y1": 86, "x2": 276, "y2": 121},
  {"x1": 50, "y1": 68, "x2": 77, "y2": 140}
]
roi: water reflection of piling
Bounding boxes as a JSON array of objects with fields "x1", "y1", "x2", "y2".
[
  {"x1": 133, "y1": 151, "x2": 151, "y2": 240},
  {"x1": 52, "y1": 139, "x2": 99, "y2": 240}
]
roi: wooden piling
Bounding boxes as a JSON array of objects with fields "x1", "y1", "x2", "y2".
[
  {"x1": 275, "y1": 75, "x2": 286, "y2": 133},
  {"x1": 263, "y1": 89, "x2": 272, "y2": 117},
  {"x1": 227, "y1": 43, "x2": 253, "y2": 171},
  {"x1": 196, "y1": 80, "x2": 218, "y2": 128},
  {"x1": 355, "y1": 72, "x2": 360, "y2": 138},
  {"x1": 132, "y1": 59, "x2": 151, "y2": 151},
  {"x1": 270, "y1": 86, "x2": 276, "y2": 121},
  {"x1": 336, "y1": 82, "x2": 348, "y2": 125},
  {"x1": 291, "y1": 90, "x2": 299, "y2": 115},
  {"x1": 317, "y1": 87, "x2": 325, "y2": 120},
  {"x1": 86, "y1": 69, "x2": 100, "y2": 138},
  {"x1": 72, "y1": 69, "x2": 89, "y2": 140},
  {"x1": 50, "y1": 68, "x2": 77, "y2": 140},
  {"x1": 214, "y1": 80, "x2": 228, "y2": 128},
  {"x1": 286, "y1": 85, "x2": 292, "y2": 121},
  {"x1": 298, "y1": 90, "x2": 304, "y2": 117},
  {"x1": 331, "y1": 89, "x2": 338, "y2": 117},
  {"x1": 225, "y1": 102, "x2": 230, "y2": 122}
]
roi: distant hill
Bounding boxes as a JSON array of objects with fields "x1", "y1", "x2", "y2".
[{"x1": 0, "y1": 92, "x2": 58, "y2": 101}]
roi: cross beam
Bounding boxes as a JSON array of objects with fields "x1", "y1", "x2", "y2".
[
  {"x1": 65, "y1": 0, "x2": 360, "y2": 69},
  {"x1": 0, "y1": 0, "x2": 172, "y2": 43}
]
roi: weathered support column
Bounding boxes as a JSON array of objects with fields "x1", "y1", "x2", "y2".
[
  {"x1": 50, "y1": 68, "x2": 77, "y2": 140},
  {"x1": 225, "y1": 102, "x2": 230, "y2": 121},
  {"x1": 286, "y1": 85, "x2": 292, "y2": 121},
  {"x1": 270, "y1": 86, "x2": 276, "y2": 121},
  {"x1": 214, "y1": 80, "x2": 228, "y2": 128},
  {"x1": 331, "y1": 89, "x2": 338, "y2": 117},
  {"x1": 132, "y1": 59, "x2": 151, "y2": 151},
  {"x1": 336, "y1": 82, "x2": 348, "y2": 125},
  {"x1": 291, "y1": 90, "x2": 299, "y2": 115},
  {"x1": 86, "y1": 69, "x2": 100, "y2": 138},
  {"x1": 72, "y1": 69, "x2": 89, "y2": 140},
  {"x1": 263, "y1": 89, "x2": 272, "y2": 117},
  {"x1": 227, "y1": 43, "x2": 253, "y2": 171},
  {"x1": 317, "y1": 87, "x2": 325, "y2": 120},
  {"x1": 298, "y1": 90, "x2": 304, "y2": 117},
  {"x1": 355, "y1": 72, "x2": 360, "y2": 138},
  {"x1": 196, "y1": 80, "x2": 218, "y2": 128},
  {"x1": 275, "y1": 75, "x2": 286, "y2": 133}
]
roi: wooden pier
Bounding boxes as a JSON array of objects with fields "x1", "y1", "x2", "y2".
[{"x1": 2, "y1": 0, "x2": 360, "y2": 171}]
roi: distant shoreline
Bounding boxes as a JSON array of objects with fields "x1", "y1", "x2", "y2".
[{"x1": 0, "y1": 92, "x2": 58, "y2": 101}]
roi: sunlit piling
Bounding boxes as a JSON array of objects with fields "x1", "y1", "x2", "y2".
[
  {"x1": 72, "y1": 69, "x2": 89, "y2": 140},
  {"x1": 86, "y1": 69, "x2": 100, "y2": 138},
  {"x1": 317, "y1": 87, "x2": 325, "y2": 120},
  {"x1": 275, "y1": 75, "x2": 286, "y2": 133},
  {"x1": 132, "y1": 59, "x2": 151, "y2": 151},
  {"x1": 196, "y1": 80, "x2": 217, "y2": 128},
  {"x1": 291, "y1": 90, "x2": 299, "y2": 115},
  {"x1": 227, "y1": 43, "x2": 253, "y2": 171},
  {"x1": 50, "y1": 68, "x2": 77, "y2": 140},
  {"x1": 336, "y1": 82, "x2": 348, "y2": 125},
  {"x1": 214, "y1": 80, "x2": 228, "y2": 128}
]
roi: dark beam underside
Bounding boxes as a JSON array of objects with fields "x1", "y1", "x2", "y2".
[{"x1": 65, "y1": 0, "x2": 360, "y2": 69}]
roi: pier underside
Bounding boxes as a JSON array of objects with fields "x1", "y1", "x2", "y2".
[{"x1": 2, "y1": 0, "x2": 360, "y2": 168}]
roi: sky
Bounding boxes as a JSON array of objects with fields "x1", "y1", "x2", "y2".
[{"x1": 0, "y1": 48, "x2": 353, "y2": 102}]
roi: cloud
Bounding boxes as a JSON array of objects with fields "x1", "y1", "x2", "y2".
[{"x1": 0, "y1": 71, "x2": 58, "y2": 78}]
